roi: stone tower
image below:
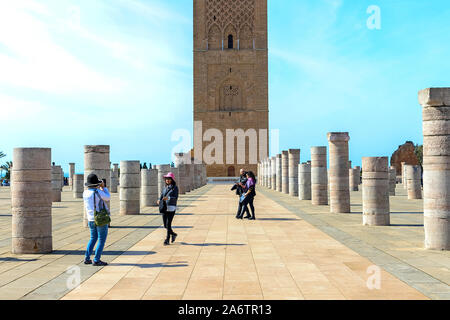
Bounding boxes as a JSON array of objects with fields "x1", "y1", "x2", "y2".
[{"x1": 193, "y1": 0, "x2": 269, "y2": 177}]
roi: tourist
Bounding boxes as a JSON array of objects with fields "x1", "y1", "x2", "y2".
[
  {"x1": 234, "y1": 169, "x2": 250, "y2": 219},
  {"x1": 83, "y1": 174, "x2": 111, "y2": 266},
  {"x1": 157, "y1": 172, "x2": 179, "y2": 245},
  {"x1": 238, "y1": 171, "x2": 257, "y2": 220}
]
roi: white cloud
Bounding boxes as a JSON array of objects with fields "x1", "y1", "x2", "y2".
[{"x1": 0, "y1": 1, "x2": 125, "y2": 94}]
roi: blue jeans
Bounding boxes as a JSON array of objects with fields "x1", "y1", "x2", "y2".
[{"x1": 85, "y1": 221, "x2": 108, "y2": 262}]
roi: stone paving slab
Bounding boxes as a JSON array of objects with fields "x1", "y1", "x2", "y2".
[
  {"x1": 258, "y1": 184, "x2": 449, "y2": 300},
  {"x1": 0, "y1": 183, "x2": 447, "y2": 300},
  {"x1": 61, "y1": 185, "x2": 429, "y2": 300}
]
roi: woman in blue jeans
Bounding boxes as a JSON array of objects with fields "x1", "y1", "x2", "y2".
[{"x1": 83, "y1": 174, "x2": 111, "y2": 266}]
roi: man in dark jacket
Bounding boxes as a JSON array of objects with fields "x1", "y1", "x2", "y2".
[{"x1": 235, "y1": 169, "x2": 250, "y2": 219}]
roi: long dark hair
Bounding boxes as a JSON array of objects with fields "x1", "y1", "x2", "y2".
[{"x1": 247, "y1": 171, "x2": 256, "y2": 183}]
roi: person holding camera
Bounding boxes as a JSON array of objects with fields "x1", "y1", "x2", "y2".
[
  {"x1": 83, "y1": 174, "x2": 111, "y2": 266},
  {"x1": 157, "y1": 172, "x2": 179, "y2": 246},
  {"x1": 234, "y1": 169, "x2": 251, "y2": 219},
  {"x1": 237, "y1": 171, "x2": 257, "y2": 220}
]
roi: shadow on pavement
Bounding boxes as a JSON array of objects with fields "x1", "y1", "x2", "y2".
[
  {"x1": 109, "y1": 262, "x2": 188, "y2": 268},
  {"x1": 180, "y1": 242, "x2": 245, "y2": 247}
]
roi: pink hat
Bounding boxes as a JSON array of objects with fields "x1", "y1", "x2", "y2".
[{"x1": 163, "y1": 172, "x2": 176, "y2": 181}]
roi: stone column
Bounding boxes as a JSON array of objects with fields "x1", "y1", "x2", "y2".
[
  {"x1": 298, "y1": 163, "x2": 311, "y2": 200},
  {"x1": 327, "y1": 132, "x2": 351, "y2": 213},
  {"x1": 110, "y1": 163, "x2": 119, "y2": 193},
  {"x1": 419, "y1": 88, "x2": 450, "y2": 250},
  {"x1": 156, "y1": 164, "x2": 171, "y2": 195},
  {"x1": 184, "y1": 164, "x2": 192, "y2": 192},
  {"x1": 266, "y1": 158, "x2": 272, "y2": 189},
  {"x1": 405, "y1": 165, "x2": 422, "y2": 200},
  {"x1": 271, "y1": 156, "x2": 277, "y2": 190},
  {"x1": 12, "y1": 148, "x2": 52, "y2": 254},
  {"x1": 120, "y1": 161, "x2": 140, "y2": 215},
  {"x1": 276, "y1": 154, "x2": 282, "y2": 192},
  {"x1": 69, "y1": 163, "x2": 75, "y2": 190},
  {"x1": 355, "y1": 166, "x2": 361, "y2": 184},
  {"x1": 389, "y1": 166, "x2": 397, "y2": 196},
  {"x1": 73, "y1": 174, "x2": 84, "y2": 199},
  {"x1": 311, "y1": 147, "x2": 328, "y2": 205},
  {"x1": 84, "y1": 145, "x2": 110, "y2": 225},
  {"x1": 202, "y1": 164, "x2": 207, "y2": 186},
  {"x1": 288, "y1": 149, "x2": 300, "y2": 197},
  {"x1": 281, "y1": 151, "x2": 289, "y2": 194},
  {"x1": 188, "y1": 164, "x2": 195, "y2": 191},
  {"x1": 362, "y1": 157, "x2": 390, "y2": 226},
  {"x1": 257, "y1": 162, "x2": 261, "y2": 185},
  {"x1": 51, "y1": 165, "x2": 62, "y2": 202},
  {"x1": 141, "y1": 169, "x2": 158, "y2": 207},
  {"x1": 84, "y1": 145, "x2": 111, "y2": 189},
  {"x1": 60, "y1": 167, "x2": 64, "y2": 191},
  {"x1": 349, "y1": 168, "x2": 360, "y2": 191},
  {"x1": 191, "y1": 164, "x2": 199, "y2": 189},
  {"x1": 401, "y1": 162, "x2": 407, "y2": 189}
]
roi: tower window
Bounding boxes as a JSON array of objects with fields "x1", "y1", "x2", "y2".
[{"x1": 228, "y1": 34, "x2": 233, "y2": 49}]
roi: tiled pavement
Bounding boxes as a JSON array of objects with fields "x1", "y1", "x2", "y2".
[{"x1": 0, "y1": 183, "x2": 448, "y2": 300}]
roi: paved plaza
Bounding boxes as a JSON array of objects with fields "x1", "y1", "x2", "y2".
[{"x1": 0, "y1": 184, "x2": 448, "y2": 300}]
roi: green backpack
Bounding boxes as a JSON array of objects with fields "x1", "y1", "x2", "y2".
[{"x1": 94, "y1": 190, "x2": 111, "y2": 227}]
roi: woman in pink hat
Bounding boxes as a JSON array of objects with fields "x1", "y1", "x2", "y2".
[{"x1": 157, "y1": 172, "x2": 179, "y2": 245}]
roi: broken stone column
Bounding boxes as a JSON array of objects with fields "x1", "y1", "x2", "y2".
[
  {"x1": 185, "y1": 164, "x2": 192, "y2": 192},
  {"x1": 419, "y1": 88, "x2": 450, "y2": 250},
  {"x1": 261, "y1": 159, "x2": 266, "y2": 187},
  {"x1": 405, "y1": 165, "x2": 422, "y2": 200},
  {"x1": 73, "y1": 174, "x2": 84, "y2": 199},
  {"x1": 258, "y1": 162, "x2": 261, "y2": 185},
  {"x1": 289, "y1": 149, "x2": 300, "y2": 197},
  {"x1": 276, "y1": 154, "x2": 282, "y2": 192},
  {"x1": 271, "y1": 156, "x2": 277, "y2": 190},
  {"x1": 157, "y1": 164, "x2": 171, "y2": 195},
  {"x1": 120, "y1": 161, "x2": 141, "y2": 215},
  {"x1": 194, "y1": 164, "x2": 201, "y2": 189},
  {"x1": 328, "y1": 132, "x2": 351, "y2": 213},
  {"x1": 69, "y1": 163, "x2": 75, "y2": 190},
  {"x1": 110, "y1": 163, "x2": 119, "y2": 193},
  {"x1": 281, "y1": 151, "x2": 289, "y2": 194},
  {"x1": 84, "y1": 145, "x2": 110, "y2": 225},
  {"x1": 298, "y1": 163, "x2": 311, "y2": 200},
  {"x1": 12, "y1": 148, "x2": 52, "y2": 254},
  {"x1": 389, "y1": 166, "x2": 397, "y2": 196},
  {"x1": 349, "y1": 168, "x2": 360, "y2": 191},
  {"x1": 401, "y1": 162, "x2": 407, "y2": 189},
  {"x1": 141, "y1": 169, "x2": 158, "y2": 207},
  {"x1": 60, "y1": 167, "x2": 64, "y2": 191},
  {"x1": 266, "y1": 158, "x2": 271, "y2": 189},
  {"x1": 362, "y1": 157, "x2": 390, "y2": 226},
  {"x1": 311, "y1": 147, "x2": 328, "y2": 205},
  {"x1": 51, "y1": 165, "x2": 62, "y2": 202},
  {"x1": 84, "y1": 145, "x2": 110, "y2": 190}
]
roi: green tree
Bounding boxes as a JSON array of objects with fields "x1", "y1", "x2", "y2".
[
  {"x1": 0, "y1": 151, "x2": 5, "y2": 159},
  {"x1": 1, "y1": 161, "x2": 12, "y2": 180},
  {"x1": 414, "y1": 144, "x2": 423, "y2": 167}
]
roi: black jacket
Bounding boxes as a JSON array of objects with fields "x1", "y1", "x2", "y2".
[{"x1": 160, "y1": 184, "x2": 179, "y2": 207}]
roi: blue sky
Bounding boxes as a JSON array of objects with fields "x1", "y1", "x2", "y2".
[{"x1": 1, "y1": 0, "x2": 449, "y2": 175}]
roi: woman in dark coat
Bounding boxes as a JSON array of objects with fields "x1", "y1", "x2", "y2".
[
  {"x1": 157, "y1": 172, "x2": 179, "y2": 245},
  {"x1": 238, "y1": 171, "x2": 257, "y2": 220}
]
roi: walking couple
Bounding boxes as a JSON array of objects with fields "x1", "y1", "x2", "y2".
[{"x1": 234, "y1": 169, "x2": 257, "y2": 220}]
